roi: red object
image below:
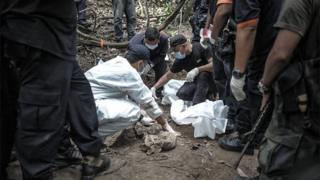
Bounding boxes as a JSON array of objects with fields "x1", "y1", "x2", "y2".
[{"x1": 203, "y1": 28, "x2": 209, "y2": 37}]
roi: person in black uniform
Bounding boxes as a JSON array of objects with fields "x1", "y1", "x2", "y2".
[
  {"x1": 0, "y1": 1, "x2": 109, "y2": 179},
  {"x1": 0, "y1": 2, "x2": 3, "y2": 176},
  {"x1": 129, "y1": 27, "x2": 169, "y2": 97},
  {"x1": 207, "y1": 0, "x2": 236, "y2": 132},
  {"x1": 190, "y1": 0, "x2": 210, "y2": 42},
  {"x1": 208, "y1": 0, "x2": 234, "y2": 101},
  {"x1": 0, "y1": 4, "x2": 19, "y2": 177},
  {"x1": 246, "y1": 0, "x2": 320, "y2": 179},
  {"x1": 152, "y1": 34, "x2": 214, "y2": 105},
  {"x1": 218, "y1": 0, "x2": 283, "y2": 154}
]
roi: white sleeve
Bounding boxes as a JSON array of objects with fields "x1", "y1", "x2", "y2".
[{"x1": 121, "y1": 70, "x2": 163, "y2": 119}]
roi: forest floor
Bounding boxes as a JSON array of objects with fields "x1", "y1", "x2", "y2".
[
  {"x1": 8, "y1": 105, "x2": 258, "y2": 180},
  {"x1": 7, "y1": 0, "x2": 259, "y2": 179},
  {"x1": 7, "y1": 64, "x2": 259, "y2": 180}
]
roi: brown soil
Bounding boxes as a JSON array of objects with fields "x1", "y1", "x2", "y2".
[
  {"x1": 7, "y1": 1, "x2": 259, "y2": 179},
  {"x1": 8, "y1": 105, "x2": 258, "y2": 180}
]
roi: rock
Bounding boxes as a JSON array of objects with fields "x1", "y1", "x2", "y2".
[
  {"x1": 134, "y1": 122, "x2": 162, "y2": 137},
  {"x1": 141, "y1": 131, "x2": 177, "y2": 155}
]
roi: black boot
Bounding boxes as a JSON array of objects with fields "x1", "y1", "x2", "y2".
[
  {"x1": 225, "y1": 121, "x2": 235, "y2": 134},
  {"x1": 54, "y1": 143, "x2": 82, "y2": 170},
  {"x1": 218, "y1": 135, "x2": 254, "y2": 155},
  {"x1": 82, "y1": 155, "x2": 111, "y2": 180}
]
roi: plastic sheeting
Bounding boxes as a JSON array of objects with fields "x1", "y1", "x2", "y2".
[
  {"x1": 161, "y1": 79, "x2": 185, "y2": 105},
  {"x1": 170, "y1": 100, "x2": 229, "y2": 139},
  {"x1": 161, "y1": 79, "x2": 229, "y2": 139}
]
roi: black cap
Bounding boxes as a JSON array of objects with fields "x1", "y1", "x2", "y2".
[
  {"x1": 126, "y1": 44, "x2": 150, "y2": 63},
  {"x1": 169, "y1": 34, "x2": 187, "y2": 48}
]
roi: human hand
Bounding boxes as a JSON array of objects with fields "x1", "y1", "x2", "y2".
[
  {"x1": 163, "y1": 122, "x2": 181, "y2": 136},
  {"x1": 151, "y1": 87, "x2": 158, "y2": 99},
  {"x1": 186, "y1": 68, "x2": 199, "y2": 82},
  {"x1": 230, "y1": 75, "x2": 246, "y2": 101}
]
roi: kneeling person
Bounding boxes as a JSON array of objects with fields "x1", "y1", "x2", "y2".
[
  {"x1": 152, "y1": 34, "x2": 214, "y2": 105},
  {"x1": 129, "y1": 27, "x2": 169, "y2": 97},
  {"x1": 85, "y1": 45, "x2": 176, "y2": 137}
]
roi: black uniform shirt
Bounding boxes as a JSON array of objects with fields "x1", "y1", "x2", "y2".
[
  {"x1": 266, "y1": 0, "x2": 320, "y2": 148},
  {"x1": 0, "y1": 0, "x2": 77, "y2": 60},
  {"x1": 275, "y1": 0, "x2": 320, "y2": 61},
  {"x1": 129, "y1": 32, "x2": 169, "y2": 65},
  {"x1": 170, "y1": 42, "x2": 213, "y2": 73},
  {"x1": 235, "y1": 0, "x2": 283, "y2": 59}
]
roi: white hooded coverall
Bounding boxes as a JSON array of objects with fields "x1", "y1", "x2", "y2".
[{"x1": 85, "y1": 56, "x2": 162, "y2": 137}]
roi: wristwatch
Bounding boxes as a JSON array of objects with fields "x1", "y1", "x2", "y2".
[
  {"x1": 258, "y1": 81, "x2": 271, "y2": 94},
  {"x1": 232, "y1": 69, "x2": 245, "y2": 79}
]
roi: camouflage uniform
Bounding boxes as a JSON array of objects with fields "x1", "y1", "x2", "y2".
[{"x1": 259, "y1": 0, "x2": 320, "y2": 179}]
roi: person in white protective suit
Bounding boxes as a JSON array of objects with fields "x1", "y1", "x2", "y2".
[{"x1": 85, "y1": 45, "x2": 177, "y2": 137}]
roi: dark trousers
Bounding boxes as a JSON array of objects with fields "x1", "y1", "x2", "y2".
[
  {"x1": 1, "y1": 39, "x2": 102, "y2": 179},
  {"x1": 65, "y1": 65, "x2": 102, "y2": 156},
  {"x1": 259, "y1": 135, "x2": 320, "y2": 180},
  {"x1": 190, "y1": 2, "x2": 207, "y2": 43},
  {"x1": 153, "y1": 60, "x2": 167, "y2": 95},
  {"x1": 213, "y1": 58, "x2": 231, "y2": 101},
  {"x1": 76, "y1": 0, "x2": 87, "y2": 22},
  {"x1": 213, "y1": 56, "x2": 237, "y2": 124},
  {"x1": 190, "y1": 15, "x2": 207, "y2": 42},
  {"x1": 234, "y1": 59, "x2": 272, "y2": 140},
  {"x1": 112, "y1": 0, "x2": 136, "y2": 41},
  {"x1": 235, "y1": 86, "x2": 262, "y2": 134},
  {"x1": 0, "y1": 39, "x2": 19, "y2": 180},
  {"x1": 176, "y1": 71, "x2": 213, "y2": 105},
  {"x1": 259, "y1": 106, "x2": 320, "y2": 179},
  {"x1": 259, "y1": 113, "x2": 320, "y2": 180}
]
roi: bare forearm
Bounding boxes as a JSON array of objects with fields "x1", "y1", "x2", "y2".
[
  {"x1": 211, "y1": 4, "x2": 233, "y2": 40},
  {"x1": 261, "y1": 55, "x2": 289, "y2": 87},
  {"x1": 234, "y1": 26, "x2": 257, "y2": 72},
  {"x1": 205, "y1": 9, "x2": 212, "y2": 29},
  {"x1": 261, "y1": 30, "x2": 301, "y2": 86},
  {"x1": 153, "y1": 72, "x2": 172, "y2": 89},
  {"x1": 155, "y1": 115, "x2": 166, "y2": 126},
  {"x1": 198, "y1": 61, "x2": 213, "y2": 72}
]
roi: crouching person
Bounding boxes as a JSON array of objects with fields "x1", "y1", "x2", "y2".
[
  {"x1": 85, "y1": 45, "x2": 177, "y2": 138},
  {"x1": 152, "y1": 34, "x2": 215, "y2": 105}
]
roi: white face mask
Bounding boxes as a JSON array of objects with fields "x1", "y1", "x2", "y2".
[
  {"x1": 137, "y1": 62, "x2": 146, "y2": 75},
  {"x1": 145, "y1": 43, "x2": 158, "y2": 50},
  {"x1": 138, "y1": 66, "x2": 144, "y2": 75},
  {"x1": 175, "y1": 52, "x2": 186, "y2": 60}
]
